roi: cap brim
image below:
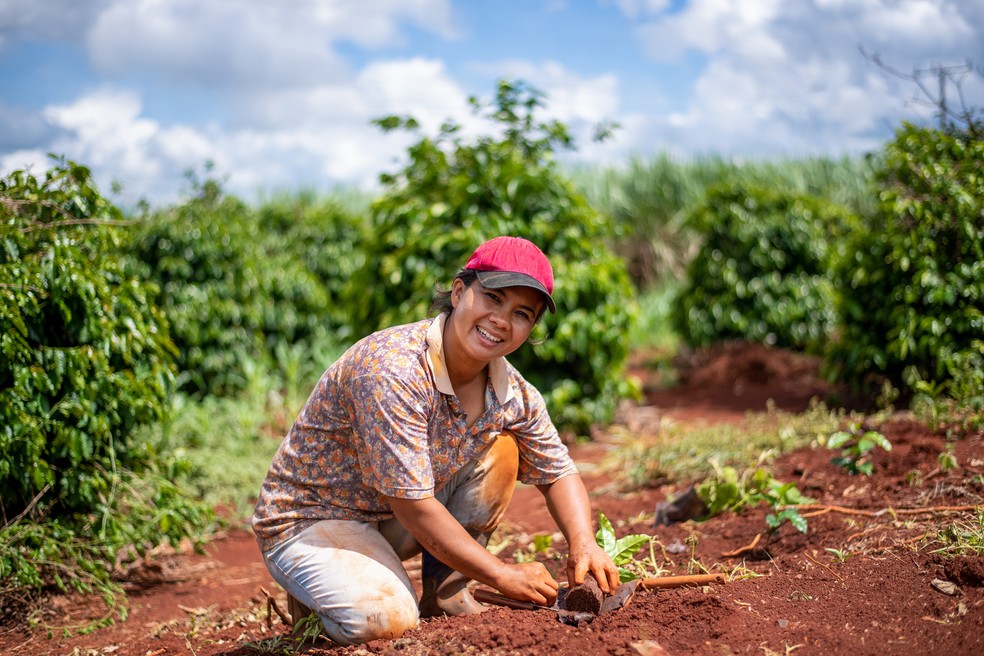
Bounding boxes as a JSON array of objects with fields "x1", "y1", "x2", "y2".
[{"x1": 475, "y1": 270, "x2": 556, "y2": 314}]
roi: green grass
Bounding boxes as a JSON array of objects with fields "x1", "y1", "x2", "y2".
[
  {"x1": 628, "y1": 282, "x2": 682, "y2": 352},
  {"x1": 606, "y1": 401, "x2": 849, "y2": 489},
  {"x1": 150, "y1": 339, "x2": 347, "y2": 522},
  {"x1": 931, "y1": 509, "x2": 984, "y2": 556}
]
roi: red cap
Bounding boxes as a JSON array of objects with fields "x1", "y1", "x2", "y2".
[{"x1": 464, "y1": 236, "x2": 556, "y2": 313}]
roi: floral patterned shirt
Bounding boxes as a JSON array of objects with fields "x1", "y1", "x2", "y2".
[{"x1": 251, "y1": 314, "x2": 576, "y2": 551}]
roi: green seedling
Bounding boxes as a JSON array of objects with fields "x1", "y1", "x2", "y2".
[
  {"x1": 827, "y1": 423, "x2": 892, "y2": 475},
  {"x1": 938, "y1": 445, "x2": 958, "y2": 472},
  {"x1": 697, "y1": 465, "x2": 811, "y2": 535},
  {"x1": 595, "y1": 512, "x2": 652, "y2": 582},
  {"x1": 766, "y1": 508, "x2": 808, "y2": 534},
  {"x1": 824, "y1": 547, "x2": 851, "y2": 563},
  {"x1": 931, "y1": 509, "x2": 984, "y2": 556},
  {"x1": 533, "y1": 533, "x2": 554, "y2": 552}
]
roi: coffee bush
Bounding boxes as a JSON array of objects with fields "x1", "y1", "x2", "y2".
[
  {"x1": 125, "y1": 179, "x2": 333, "y2": 397},
  {"x1": 672, "y1": 183, "x2": 856, "y2": 353},
  {"x1": 826, "y1": 124, "x2": 984, "y2": 400},
  {"x1": 0, "y1": 159, "x2": 213, "y2": 611}
]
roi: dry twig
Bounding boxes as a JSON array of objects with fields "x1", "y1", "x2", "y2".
[{"x1": 260, "y1": 586, "x2": 291, "y2": 628}]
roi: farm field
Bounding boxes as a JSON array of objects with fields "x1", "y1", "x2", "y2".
[{"x1": 2, "y1": 345, "x2": 982, "y2": 656}]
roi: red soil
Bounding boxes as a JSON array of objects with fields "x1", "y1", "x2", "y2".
[{"x1": 3, "y1": 342, "x2": 982, "y2": 656}]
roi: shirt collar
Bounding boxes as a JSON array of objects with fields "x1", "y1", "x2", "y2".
[{"x1": 426, "y1": 313, "x2": 514, "y2": 405}]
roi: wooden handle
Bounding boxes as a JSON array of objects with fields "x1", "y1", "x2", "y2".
[
  {"x1": 473, "y1": 588, "x2": 544, "y2": 611},
  {"x1": 639, "y1": 573, "x2": 726, "y2": 589}
]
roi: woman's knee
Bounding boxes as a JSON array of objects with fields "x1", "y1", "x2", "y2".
[{"x1": 323, "y1": 596, "x2": 419, "y2": 645}]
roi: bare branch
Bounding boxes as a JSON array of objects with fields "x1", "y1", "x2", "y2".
[{"x1": 860, "y1": 46, "x2": 983, "y2": 138}]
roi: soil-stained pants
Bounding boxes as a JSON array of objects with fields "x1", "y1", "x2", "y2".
[{"x1": 261, "y1": 432, "x2": 519, "y2": 645}]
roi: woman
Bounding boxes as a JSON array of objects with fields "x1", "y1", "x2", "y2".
[{"x1": 252, "y1": 236, "x2": 619, "y2": 645}]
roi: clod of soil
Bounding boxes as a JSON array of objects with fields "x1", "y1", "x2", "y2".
[{"x1": 564, "y1": 571, "x2": 603, "y2": 614}]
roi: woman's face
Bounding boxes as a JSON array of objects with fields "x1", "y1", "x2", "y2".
[{"x1": 446, "y1": 278, "x2": 545, "y2": 366}]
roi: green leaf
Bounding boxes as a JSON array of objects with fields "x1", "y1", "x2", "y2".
[
  {"x1": 863, "y1": 431, "x2": 892, "y2": 451},
  {"x1": 595, "y1": 512, "x2": 617, "y2": 555},
  {"x1": 779, "y1": 508, "x2": 809, "y2": 533},
  {"x1": 827, "y1": 431, "x2": 852, "y2": 449},
  {"x1": 609, "y1": 534, "x2": 651, "y2": 566}
]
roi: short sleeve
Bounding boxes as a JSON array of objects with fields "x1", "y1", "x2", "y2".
[
  {"x1": 504, "y1": 375, "x2": 577, "y2": 485},
  {"x1": 348, "y1": 374, "x2": 436, "y2": 499}
]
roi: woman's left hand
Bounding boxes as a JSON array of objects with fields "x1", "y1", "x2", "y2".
[
  {"x1": 537, "y1": 474, "x2": 622, "y2": 594},
  {"x1": 566, "y1": 540, "x2": 621, "y2": 593}
]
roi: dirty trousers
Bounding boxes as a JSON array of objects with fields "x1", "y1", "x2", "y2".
[{"x1": 261, "y1": 433, "x2": 518, "y2": 645}]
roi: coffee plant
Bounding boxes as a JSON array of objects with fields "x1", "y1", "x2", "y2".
[
  {"x1": 125, "y1": 175, "x2": 334, "y2": 397},
  {"x1": 672, "y1": 183, "x2": 857, "y2": 353},
  {"x1": 826, "y1": 123, "x2": 984, "y2": 405},
  {"x1": 0, "y1": 158, "x2": 213, "y2": 617}
]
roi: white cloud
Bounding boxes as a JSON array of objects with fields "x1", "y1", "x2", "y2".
[
  {"x1": 43, "y1": 90, "x2": 159, "y2": 173},
  {"x1": 0, "y1": 148, "x2": 50, "y2": 178},
  {"x1": 469, "y1": 59, "x2": 621, "y2": 133},
  {"x1": 605, "y1": 0, "x2": 671, "y2": 20},
  {"x1": 86, "y1": 0, "x2": 456, "y2": 89},
  {"x1": 87, "y1": 1, "x2": 346, "y2": 88},
  {"x1": 625, "y1": 0, "x2": 984, "y2": 158},
  {"x1": 4, "y1": 0, "x2": 983, "y2": 208},
  {"x1": 637, "y1": 0, "x2": 783, "y2": 61},
  {"x1": 24, "y1": 57, "x2": 477, "y2": 206}
]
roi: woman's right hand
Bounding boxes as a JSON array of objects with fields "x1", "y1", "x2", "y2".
[{"x1": 494, "y1": 561, "x2": 559, "y2": 606}]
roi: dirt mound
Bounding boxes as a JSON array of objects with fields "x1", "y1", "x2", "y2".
[{"x1": 675, "y1": 340, "x2": 825, "y2": 389}]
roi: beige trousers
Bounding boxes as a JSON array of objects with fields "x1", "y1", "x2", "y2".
[{"x1": 261, "y1": 433, "x2": 518, "y2": 645}]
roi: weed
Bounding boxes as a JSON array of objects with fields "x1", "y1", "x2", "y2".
[
  {"x1": 684, "y1": 533, "x2": 710, "y2": 575},
  {"x1": 910, "y1": 349, "x2": 984, "y2": 433},
  {"x1": 294, "y1": 613, "x2": 326, "y2": 644},
  {"x1": 242, "y1": 614, "x2": 327, "y2": 655},
  {"x1": 724, "y1": 563, "x2": 763, "y2": 582},
  {"x1": 824, "y1": 548, "x2": 851, "y2": 563},
  {"x1": 827, "y1": 422, "x2": 892, "y2": 475},
  {"x1": 930, "y1": 510, "x2": 984, "y2": 556},
  {"x1": 608, "y1": 401, "x2": 844, "y2": 488}
]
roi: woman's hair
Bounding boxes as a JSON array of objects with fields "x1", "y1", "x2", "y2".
[
  {"x1": 430, "y1": 269, "x2": 477, "y2": 315},
  {"x1": 430, "y1": 268, "x2": 547, "y2": 344}
]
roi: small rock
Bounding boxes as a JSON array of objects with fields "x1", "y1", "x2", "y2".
[
  {"x1": 777, "y1": 619, "x2": 789, "y2": 628},
  {"x1": 931, "y1": 578, "x2": 960, "y2": 596},
  {"x1": 665, "y1": 541, "x2": 687, "y2": 554}
]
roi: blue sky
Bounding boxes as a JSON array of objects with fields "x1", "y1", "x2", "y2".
[{"x1": 2, "y1": 0, "x2": 983, "y2": 207}]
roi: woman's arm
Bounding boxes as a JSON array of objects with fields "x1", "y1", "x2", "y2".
[
  {"x1": 536, "y1": 473, "x2": 620, "y2": 593},
  {"x1": 387, "y1": 495, "x2": 559, "y2": 605}
]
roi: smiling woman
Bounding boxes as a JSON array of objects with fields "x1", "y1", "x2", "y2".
[{"x1": 251, "y1": 235, "x2": 620, "y2": 646}]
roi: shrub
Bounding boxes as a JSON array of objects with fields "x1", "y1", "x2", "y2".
[
  {"x1": 826, "y1": 124, "x2": 984, "y2": 403},
  {"x1": 125, "y1": 177, "x2": 332, "y2": 397},
  {"x1": 347, "y1": 80, "x2": 639, "y2": 433},
  {"x1": 0, "y1": 158, "x2": 213, "y2": 616},
  {"x1": 574, "y1": 154, "x2": 875, "y2": 291},
  {"x1": 254, "y1": 190, "x2": 368, "y2": 344},
  {"x1": 672, "y1": 183, "x2": 856, "y2": 353}
]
